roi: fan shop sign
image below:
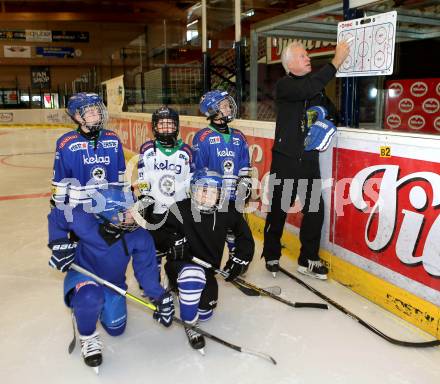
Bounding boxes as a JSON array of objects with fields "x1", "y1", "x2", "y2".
[
  {"x1": 267, "y1": 37, "x2": 337, "y2": 64},
  {"x1": 31, "y1": 66, "x2": 50, "y2": 88},
  {"x1": 332, "y1": 148, "x2": 440, "y2": 292}
]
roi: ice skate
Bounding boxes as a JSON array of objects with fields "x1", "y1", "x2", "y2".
[
  {"x1": 265, "y1": 259, "x2": 279, "y2": 278},
  {"x1": 184, "y1": 321, "x2": 206, "y2": 355},
  {"x1": 79, "y1": 331, "x2": 103, "y2": 374}
]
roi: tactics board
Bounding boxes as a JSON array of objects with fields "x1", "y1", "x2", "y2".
[{"x1": 336, "y1": 11, "x2": 397, "y2": 77}]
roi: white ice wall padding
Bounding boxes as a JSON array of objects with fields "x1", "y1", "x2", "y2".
[{"x1": 0, "y1": 109, "x2": 72, "y2": 125}]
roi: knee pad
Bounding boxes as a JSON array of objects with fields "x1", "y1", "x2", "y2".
[
  {"x1": 71, "y1": 282, "x2": 104, "y2": 312},
  {"x1": 177, "y1": 265, "x2": 207, "y2": 302},
  {"x1": 71, "y1": 282, "x2": 104, "y2": 336}
]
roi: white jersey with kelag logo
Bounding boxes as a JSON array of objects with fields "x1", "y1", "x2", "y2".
[{"x1": 138, "y1": 139, "x2": 194, "y2": 214}]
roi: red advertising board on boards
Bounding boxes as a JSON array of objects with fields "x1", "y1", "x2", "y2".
[
  {"x1": 384, "y1": 78, "x2": 440, "y2": 134},
  {"x1": 331, "y1": 147, "x2": 440, "y2": 292}
]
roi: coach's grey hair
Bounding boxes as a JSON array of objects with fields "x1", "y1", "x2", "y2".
[{"x1": 281, "y1": 40, "x2": 305, "y2": 73}]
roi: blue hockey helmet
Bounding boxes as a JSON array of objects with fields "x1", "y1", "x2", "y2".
[
  {"x1": 304, "y1": 105, "x2": 336, "y2": 152},
  {"x1": 190, "y1": 168, "x2": 225, "y2": 213},
  {"x1": 152, "y1": 106, "x2": 179, "y2": 147},
  {"x1": 199, "y1": 90, "x2": 237, "y2": 123},
  {"x1": 67, "y1": 92, "x2": 107, "y2": 133},
  {"x1": 93, "y1": 186, "x2": 138, "y2": 231}
]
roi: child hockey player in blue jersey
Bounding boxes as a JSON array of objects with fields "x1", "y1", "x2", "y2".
[
  {"x1": 193, "y1": 90, "x2": 252, "y2": 264},
  {"x1": 48, "y1": 186, "x2": 174, "y2": 372},
  {"x1": 51, "y1": 93, "x2": 126, "y2": 206},
  {"x1": 146, "y1": 169, "x2": 254, "y2": 354}
]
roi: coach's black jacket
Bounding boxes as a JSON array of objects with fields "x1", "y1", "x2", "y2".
[{"x1": 273, "y1": 63, "x2": 337, "y2": 163}]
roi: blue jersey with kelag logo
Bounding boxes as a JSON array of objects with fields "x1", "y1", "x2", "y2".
[
  {"x1": 192, "y1": 126, "x2": 251, "y2": 200},
  {"x1": 51, "y1": 129, "x2": 126, "y2": 205}
]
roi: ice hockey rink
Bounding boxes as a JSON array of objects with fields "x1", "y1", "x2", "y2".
[{"x1": 1, "y1": 127, "x2": 439, "y2": 384}]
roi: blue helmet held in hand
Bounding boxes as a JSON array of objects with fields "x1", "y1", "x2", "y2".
[{"x1": 304, "y1": 106, "x2": 337, "y2": 152}]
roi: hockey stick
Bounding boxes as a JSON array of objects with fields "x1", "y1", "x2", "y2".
[
  {"x1": 191, "y1": 257, "x2": 328, "y2": 310},
  {"x1": 70, "y1": 263, "x2": 277, "y2": 364},
  {"x1": 279, "y1": 266, "x2": 440, "y2": 348},
  {"x1": 231, "y1": 280, "x2": 281, "y2": 297},
  {"x1": 68, "y1": 311, "x2": 77, "y2": 354},
  {"x1": 155, "y1": 251, "x2": 282, "y2": 297}
]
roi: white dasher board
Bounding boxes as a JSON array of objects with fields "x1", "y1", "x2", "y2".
[{"x1": 336, "y1": 11, "x2": 397, "y2": 77}]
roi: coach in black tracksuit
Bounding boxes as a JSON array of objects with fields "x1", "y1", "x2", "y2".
[{"x1": 262, "y1": 39, "x2": 350, "y2": 280}]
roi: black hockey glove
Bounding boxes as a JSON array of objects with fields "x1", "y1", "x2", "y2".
[
  {"x1": 153, "y1": 292, "x2": 175, "y2": 327},
  {"x1": 48, "y1": 238, "x2": 77, "y2": 272},
  {"x1": 223, "y1": 256, "x2": 250, "y2": 282},
  {"x1": 138, "y1": 194, "x2": 155, "y2": 221},
  {"x1": 167, "y1": 235, "x2": 192, "y2": 261}
]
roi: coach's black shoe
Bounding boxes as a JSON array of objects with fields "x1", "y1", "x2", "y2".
[{"x1": 297, "y1": 259, "x2": 328, "y2": 280}]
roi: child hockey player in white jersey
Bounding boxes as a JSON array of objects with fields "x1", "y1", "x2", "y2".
[{"x1": 137, "y1": 106, "x2": 193, "y2": 215}]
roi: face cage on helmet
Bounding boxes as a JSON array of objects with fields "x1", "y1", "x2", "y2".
[
  {"x1": 211, "y1": 95, "x2": 237, "y2": 123},
  {"x1": 78, "y1": 102, "x2": 108, "y2": 133},
  {"x1": 152, "y1": 118, "x2": 179, "y2": 146},
  {"x1": 102, "y1": 208, "x2": 139, "y2": 232},
  {"x1": 190, "y1": 183, "x2": 224, "y2": 213}
]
